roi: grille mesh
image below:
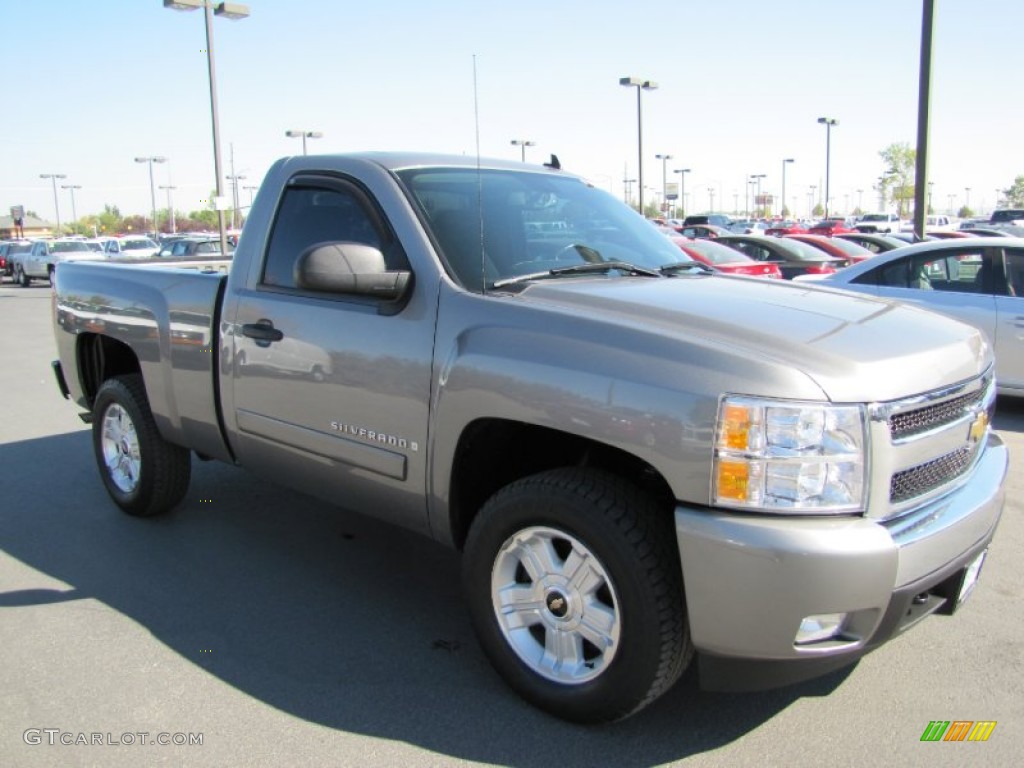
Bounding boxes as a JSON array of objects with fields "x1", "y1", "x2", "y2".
[
  {"x1": 889, "y1": 445, "x2": 977, "y2": 503},
  {"x1": 888, "y1": 391, "x2": 981, "y2": 440}
]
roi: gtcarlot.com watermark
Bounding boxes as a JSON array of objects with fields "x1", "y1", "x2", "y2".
[{"x1": 24, "y1": 729, "x2": 203, "y2": 747}]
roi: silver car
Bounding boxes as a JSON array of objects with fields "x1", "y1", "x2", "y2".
[{"x1": 814, "y1": 237, "x2": 1024, "y2": 396}]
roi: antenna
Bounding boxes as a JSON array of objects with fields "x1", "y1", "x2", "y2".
[{"x1": 473, "y1": 54, "x2": 485, "y2": 293}]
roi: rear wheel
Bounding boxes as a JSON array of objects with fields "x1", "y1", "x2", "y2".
[
  {"x1": 92, "y1": 374, "x2": 191, "y2": 517},
  {"x1": 17, "y1": 265, "x2": 30, "y2": 287},
  {"x1": 463, "y1": 468, "x2": 691, "y2": 723}
]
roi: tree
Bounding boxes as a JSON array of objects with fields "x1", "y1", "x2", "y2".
[
  {"x1": 879, "y1": 142, "x2": 916, "y2": 218},
  {"x1": 958, "y1": 205, "x2": 974, "y2": 219},
  {"x1": 1001, "y1": 175, "x2": 1024, "y2": 207},
  {"x1": 812, "y1": 203, "x2": 824, "y2": 217}
]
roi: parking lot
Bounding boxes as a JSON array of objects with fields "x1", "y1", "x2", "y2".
[{"x1": 2, "y1": 279, "x2": 1022, "y2": 767}]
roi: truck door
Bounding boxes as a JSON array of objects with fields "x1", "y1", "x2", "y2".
[{"x1": 226, "y1": 174, "x2": 437, "y2": 535}]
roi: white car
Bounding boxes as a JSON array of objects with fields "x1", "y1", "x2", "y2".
[
  {"x1": 812, "y1": 237, "x2": 1024, "y2": 396},
  {"x1": 14, "y1": 239, "x2": 104, "y2": 286},
  {"x1": 103, "y1": 236, "x2": 159, "y2": 259},
  {"x1": 854, "y1": 212, "x2": 902, "y2": 233}
]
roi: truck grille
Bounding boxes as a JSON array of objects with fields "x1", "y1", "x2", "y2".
[
  {"x1": 888, "y1": 390, "x2": 983, "y2": 441},
  {"x1": 868, "y1": 372, "x2": 994, "y2": 520},
  {"x1": 889, "y1": 445, "x2": 978, "y2": 504}
]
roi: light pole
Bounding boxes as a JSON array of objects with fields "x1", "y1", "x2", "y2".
[
  {"x1": 619, "y1": 76, "x2": 658, "y2": 214},
  {"x1": 857, "y1": 188, "x2": 864, "y2": 212},
  {"x1": 809, "y1": 185, "x2": 817, "y2": 218},
  {"x1": 227, "y1": 173, "x2": 246, "y2": 228},
  {"x1": 750, "y1": 174, "x2": 766, "y2": 217},
  {"x1": 160, "y1": 185, "x2": 177, "y2": 233},
  {"x1": 927, "y1": 181, "x2": 934, "y2": 213},
  {"x1": 655, "y1": 154, "x2": 673, "y2": 215},
  {"x1": 244, "y1": 184, "x2": 258, "y2": 207},
  {"x1": 964, "y1": 187, "x2": 971, "y2": 212},
  {"x1": 947, "y1": 194, "x2": 955, "y2": 215},
  {"x1": 40, "y1": 173, "x2": 66, "y2": 234},
  {"x1": 165, "y1": 0, "x2": 251, "y2": 257},
  {"x1": 708, "y1": 187, "x2": 715, "y2": 212},
  {"x1": 61, "y1": 184, "x2": 81, "y2": 233},
  {"x1": 817, "y1": 117, "x2": 838, "y2": 218},
  {"x1": 673, "y1": 168, "x2": 690, "y2": 217},
  {"x1": 781, "y1": 158, "x2": 794, "y2": 218},
  {"x1": 285, "y1": 129, "x2": 323, "y2": 155},
  {"x1": 135, "y1": 156, "x2": 167, "y2": 236},
  {"x1": 622, "y1": 176, "x2": 637, "y2": 205},
  {"x1": 510, "y1": 139, "x2": 536, "y2": 162}
]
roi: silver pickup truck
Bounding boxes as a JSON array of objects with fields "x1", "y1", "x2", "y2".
[{"x1": 52, "y1": 153, "x2": 1006, "y2": 723}]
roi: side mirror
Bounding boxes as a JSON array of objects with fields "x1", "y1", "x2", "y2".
[{"x1": 294, "y1": 242, "x2": 411, "y2": 301}]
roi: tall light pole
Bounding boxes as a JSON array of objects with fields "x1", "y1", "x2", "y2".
[
  {"x1": 674, "y1": 168, "x2": 690, "y2": 217},
  {"x1": 781, "y1": 158, "x2": 794, "y2": 218},
  {"x1": 809, "y1": 185, "x2": 817, "y2": 217},
  {"x1": 61, "y1": 184, "x2": 81, "y2": 233},
  {"x1": 244, "y1": 184, "x2": 258, "y2": 207},
  {"x1": 619, "y1": 76, "x2": 658, "y2": 214},
  {"x1": 927, "y1": 181, "x2": 934, "y2": 213},
  {"x1": 285, "y1": 129, "x2": 323, "y2": 155},
  {"x1": 750, "y1": 174, "x2": 766, "y2": 217},
  {"x1": 857, "y1": 188, "x2": 864, "y2": 212},
  {"x1": 227, "y1": 173, "x2": 245, "y2": 228},
  {"x1": 655, "y1": 153, "x2": 673, "y2": 215},
  {"x1": 510, "y1": 139, "x2": 536, "y2": 162},
  {"x1": 135, "y1": 156, "x2": 167, "y2": 236},
  {"x1": 622, "y1": 176, "x2": 636, "y2": 205},
  {"x1": 160, "y1": 185, "x2": 177, "y2": 233},
  {"x1": 165, "y1": 0, "x2": 250, "y2": 257},
  {"x1": 40, "y1": 173, "x2": 66, "y2": 234},
  {"x1": 708, "y1": 187, "x2": 715, "y2": 212},
  {"x1": 817, "y1": 117, "x2": 838, "y2": 218},
  {"x1": 964, "y1": 187, "x2": 971, "y2": 212}
]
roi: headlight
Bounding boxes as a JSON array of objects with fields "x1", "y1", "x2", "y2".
[{"x1": 713, "y1": 397, "x2": 867, "y2": 514}]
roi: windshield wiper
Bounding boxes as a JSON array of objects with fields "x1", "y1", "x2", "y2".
[
  {"x1": 659, "y1": 261, "x2": 715, "y2": 275},
  {"x1": 493, "y1": 261, "x2": 663, "y2": 289}
]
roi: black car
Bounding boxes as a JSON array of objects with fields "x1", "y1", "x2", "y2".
[{"x1": 715, "y1": 234, "x2": 844, "y2": 279}]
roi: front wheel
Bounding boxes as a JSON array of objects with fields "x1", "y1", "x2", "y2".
[
  {"x1": 92, "y1": 374, "x2": 191, "y2": 517},
  {"x1": 462, "y1": 468, "x2": 691, "y2": 723},
  {"x1": 16, "y1": 265, "x2": 30, "y2": 287}
]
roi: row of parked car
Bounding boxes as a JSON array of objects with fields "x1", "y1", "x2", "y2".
[
  {"x1": 0, "y1": 234, "x2": 230, "y2": 286},
  {"x1": 653, "y1": 214, "x2": 1024, "y2": 397}
]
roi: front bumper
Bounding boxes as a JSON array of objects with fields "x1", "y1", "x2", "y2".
[{"x1": 675, "y1": 433, "x2": 1007, "y2": 691}]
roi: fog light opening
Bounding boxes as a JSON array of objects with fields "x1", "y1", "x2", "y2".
[{"x1": 795, "y1": 613, "x2": 847, "y2": 645}]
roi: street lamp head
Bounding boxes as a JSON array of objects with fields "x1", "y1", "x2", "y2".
[
  {"x1": 784, "y1": 158, "x2": 795, "y2": 164},
  {"x1": 817, "y1": 117, "x2": 838, "y2": 126},
  {"x1": 655, "y1": 153, "x2": 673, "y2": 161},
  {"x1": 510, "y1": 139, "x2": 536, "y2": 147},
  {"x1": 286, "y1": 129, "x2": 323, "y2": 139},
  {"x1": 40, "y1": 173, "x2": 67, "y2": 179},
  {"x1": 619, "y1": 76, "x2": 657, "y2": 90},
  {"x1": 214, "y1": 2, "x2": 251, "y2": 20},
  {"x1": 163, "y1": 0, "x2": 203, "y2": 10}
]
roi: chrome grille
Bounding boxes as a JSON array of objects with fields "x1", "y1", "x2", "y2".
[
  {"x1": 888, "y1": 390, "x2": 982, "y2": 440},
  {"x1": 889, "y1": 444, "x2": 979, "y2": 504}
]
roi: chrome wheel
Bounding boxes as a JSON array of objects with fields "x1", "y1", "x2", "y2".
[
  {"x1": 101, "y1": 403, "x2": 141, "y2": 494},
  {"x1": 491, "y1": 525, "x2": 620, "y2": 685}
]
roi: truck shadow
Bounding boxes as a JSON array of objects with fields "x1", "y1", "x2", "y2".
[{"x1": 1, "y1": 430, "x2": 881, "y2": 765}]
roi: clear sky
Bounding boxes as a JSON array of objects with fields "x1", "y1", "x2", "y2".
[{"x1": 4, "y1": 0, "x2": 1022, "y2": 225}]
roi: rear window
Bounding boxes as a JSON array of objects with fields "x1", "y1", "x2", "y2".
[{"x1": 990, "y1": 209, "x2": 1024, "y2": 223}]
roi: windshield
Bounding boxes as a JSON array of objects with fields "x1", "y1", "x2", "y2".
[
  {"x1": 122, "y1": 238, "x2": 156, "y2": 250},
  {"x1": 51, "y1": 241, "x2": 91, "y2": 253},
  {"x1": 859, "y1": 214, "x2": 887, "y2": 222},
  {"x1": 397, "y1": 168, "x2": 685, "y2": 291}
]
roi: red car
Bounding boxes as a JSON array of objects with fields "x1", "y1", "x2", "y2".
[
  {"x1": 782, "y1": 233, "x2": 873, "y2": 264},
  {"x1": 764, "y1": 220, "x2": 808, "y2": 236},
  {"x1": 808, "y1": 218, "x2": 856, "y2": 236},
  {"x1": 676, "y1": 238, "x2": 783, "y2": 278}
]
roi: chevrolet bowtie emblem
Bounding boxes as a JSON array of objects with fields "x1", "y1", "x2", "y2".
[{"x1": 968, "y1": 411, "x2": 989, "y2": 443}]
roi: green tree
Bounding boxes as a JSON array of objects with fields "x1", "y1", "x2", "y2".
[
  {"x1": 958, "y1": 205, "x2": 974, "y2": 219},
  {"x1": 812, "y1": 203, "x2": 824, "y2": 217},
  {"x1": 1001, "y1": 175, "x2": 1024, "y2": 207},
  {"x1": 879, "y1": 142, "x2": 916, "y2": 218}
]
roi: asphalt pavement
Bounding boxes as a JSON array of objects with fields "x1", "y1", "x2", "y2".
[{"x1": 1, "y1": 279, "x2": 1021, "y2": 767}]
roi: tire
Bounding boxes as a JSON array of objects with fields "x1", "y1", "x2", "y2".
[
  {"x1": 92, "y1": 374, "x2": 191, "y2": 517},
  {"x1": 48, "y1": 265, "x2": 55, "y2": 284},
  {"x1": 462, "y1": 468, "x2": 691, "y2": 723},
  {"x1": 17, "y1": 265, "x2": 30, "y2": 287}
]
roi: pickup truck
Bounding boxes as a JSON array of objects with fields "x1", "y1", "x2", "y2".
[
  {"x1": 14, "y1": 238, "x2": 102, "y2": 286},
  {"x1": 854, "y1": 212, "x2": 902, "y2": 233},
  {"x1": 51, "y1": 152, "x2": 1007, "y2": 723}
]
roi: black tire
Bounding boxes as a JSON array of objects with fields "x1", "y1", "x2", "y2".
[
  {"x1": 17, "y1": 265, "x2": 30, "y2": 287},
  {"x1": 462, "y1": 468, "x2": 691, "y2": 723},
  {"x1": 91, "y1": 374, "x2": 191, "y2": 517},
  {"x1": 47, "y1": 265, "x2": 55, "y2": 284}
]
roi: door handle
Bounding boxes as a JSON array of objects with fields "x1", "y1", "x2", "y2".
[{"x1": 241, "y1": 320, "x2": 284, "y2": 344}]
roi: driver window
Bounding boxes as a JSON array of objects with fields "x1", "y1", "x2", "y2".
[{"x1": 262, "y1": 184, "x2": 383, "y2": 289}]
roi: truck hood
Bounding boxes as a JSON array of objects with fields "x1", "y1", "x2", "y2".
[{"x1": 515, "y1": 275, "x2": 990, "y2": 403}]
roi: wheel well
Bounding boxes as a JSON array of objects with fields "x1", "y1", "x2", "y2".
[
  {"x1": 77, "y1": 334, "x2": 142, "y2": 407},
  {"x1": 448, "y1": 419, "x2": 674, "y2": 550}
]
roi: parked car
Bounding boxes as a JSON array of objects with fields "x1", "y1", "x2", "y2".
[
  {"x1": 764, "y1": 220, "x2": 808, "y2": 236},
  {"x1": 715, "y1": 234, "x2": 845, "y2": 278},
  {"x1": 812, "y1": 237, "x2": 1024, "y2": 396},
  {"x1": 960, "y1": 227, "x2": 1024, "y2": 238},
  {"x1": 2, "y1": 240, "x2": 34, "y2": 279},
  {"x1": 155, "y1": 236, "x2": 231, "y2": 258},
  {"x1": 103, "y1": 236, "x2": 159, "y2": 259},
  {"x1": 809, "y1": 218, "x2": 856, "y2": 236},
  {"x1": 854, "y1": 212, "x2": 902, "y2": 233},
  {"x1": 782, "y1": 233, "x2": 874, "y2": 263},
  {"x1": 674, "y1": 224, "x2": 729, "y2": 239},
  {"x1": 675, "y1": 238, "x2": 783, "y2": 278},
  {"x1": 989, "y1": 208, "x2": 1024, "y2": 226},
  {"x1": 835, "y1": 232, "x2": 906, "y2": 253},
  {"x1": 15, "y1": 238, "x2": 103, "y2": 286},
  {"x1": 683, "y1": 213, "x2": 734, "y2": 228}
]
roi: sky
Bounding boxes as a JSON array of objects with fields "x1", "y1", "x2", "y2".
[{"x1": 4, "y1": 0, "x2": 1023, "y2": 226}]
